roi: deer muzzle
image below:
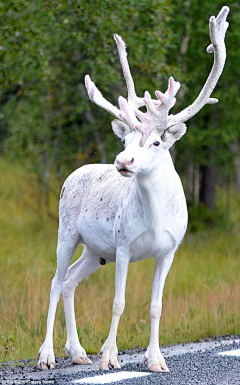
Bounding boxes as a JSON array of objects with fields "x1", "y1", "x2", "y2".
[{"x1": 114, "y1": 155, "x2": 135, "y2": 177}]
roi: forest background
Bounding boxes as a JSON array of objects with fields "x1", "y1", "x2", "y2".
[{"x1": 0, "y1": 0, "x2": 240, "y2": 362}]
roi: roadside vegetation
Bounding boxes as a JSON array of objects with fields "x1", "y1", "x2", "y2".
[{"x1": 0, "y1": 157, "x2": 239, "y2": 362}]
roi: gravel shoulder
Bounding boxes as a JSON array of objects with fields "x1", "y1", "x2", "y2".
[{"x1": 1, "y1": 335, "x2": 240, "y2": 384}]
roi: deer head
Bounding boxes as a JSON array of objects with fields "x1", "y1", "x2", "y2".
[{"x1": 85, "y1": 6, "x2": 229, "y2": 177}]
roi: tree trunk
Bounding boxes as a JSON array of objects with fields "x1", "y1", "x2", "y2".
[
  {"x1": 84, "y1": 109, "x2": 107, "y2": 164},
  {"x1": 235, "y1": 157, "x2": 240, "y2": 191},
  {"x1": 187, "y1": 161, "x2": 199, "y2": 204},
  {"x1": 231, "y1": 141, "x2": 240, "y2": 191},
  {"x1": 94, "y1": 129, "x2": 107, "y2": 164},
  {"x1": 199, "y1": 147, "x2": 217, "y2": 211}
]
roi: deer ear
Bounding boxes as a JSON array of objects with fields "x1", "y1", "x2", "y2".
[
  {"x1": 162, "y1": 123, "x2": 187, "y2": 146},
  {"x1": 111, "y1": 119, "x2": 132, "y2": 139}
]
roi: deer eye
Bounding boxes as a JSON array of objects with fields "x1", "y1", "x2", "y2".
[{"x1": 153, "y1": 141, "x2": 160, "y2": 147}]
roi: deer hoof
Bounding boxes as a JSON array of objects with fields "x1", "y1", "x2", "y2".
[
  {"x1": 37, "y1": 362, "x2": 48, "y2": 370},
  {"x1": 74, "y1": 357, "x2": 92, "y2": 365},
  {"x1": 99, "y1": 361, "x2": 110, "y2": 370},
  {"x1": 148, "y1": 364, "x2": 163, "y2": 372},
  {"x1": 37, "y1": 361, "x2": 55, "y2": 370},
  {"x1": 111, "y1": 361, "x2": 121, "y2": 370},
  {"x1": 37, "y1": 348, "x2": 56, "y2": 370},
  {"x1": 148, "y1": 363, "x2": 170, "y2": 373}
]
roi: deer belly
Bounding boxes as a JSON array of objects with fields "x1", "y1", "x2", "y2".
[
  {"x1": 77, "y1": 217, "x2": 117, "y2": 261},
  {"x1": 129, "y1": 229, "x2": 178, "y2": 262}
]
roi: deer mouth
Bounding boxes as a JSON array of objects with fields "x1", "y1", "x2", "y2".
[{"x1": 119, "y1": 168, "x2": 133, "y2": 177}]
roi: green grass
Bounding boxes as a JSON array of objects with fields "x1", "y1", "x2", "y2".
[{"x1": 0, "y1": 156, "x2": 240, "y2": 362}]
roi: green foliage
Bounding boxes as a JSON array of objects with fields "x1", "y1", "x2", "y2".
[
  {"x1": 0, "y1": 0, "x2": 175, "y2": 183},
  {"x1": 187, "y1": 202, "x2": 227, "y2": 232},
  {"x1": 0, "y1": 1, "x2": 239, "y2": 209},
  {"x1": 171, "y1": 1, "x2": 240, "y2": 170}
]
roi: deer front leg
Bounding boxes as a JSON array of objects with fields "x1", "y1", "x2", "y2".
[
  {"x1": 143, "y1": 252, "x2": 174, "y2": 373},
  {"x1": 99, "y1": 251, "x2": 129, "y2": 370}
]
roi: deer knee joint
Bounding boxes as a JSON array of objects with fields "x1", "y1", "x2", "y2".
[
  {"x1": 50, "y1": 283, "x2": 62, "y2": 303},
  {"x1": 150, "y1": 304, "x2": 162, "y2": 320},
  {"x1": 113, "y1": 299, "x2": 125, "y2": 317},
  {"x1": 62, "y1": 278, "x2": 77, "y2": 297}
]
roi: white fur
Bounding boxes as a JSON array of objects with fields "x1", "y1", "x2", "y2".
[{"x1": 38, "y1": 128, "x2": 187, "y2": 372}]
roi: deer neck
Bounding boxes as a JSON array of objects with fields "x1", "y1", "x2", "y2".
[{"x1": 135, "y1": 151, "x2": 177, "y2": 234}]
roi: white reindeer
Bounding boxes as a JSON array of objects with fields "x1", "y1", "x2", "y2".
[{"x1": 38, "y1": 6, "x2": 229, "y2": 373}]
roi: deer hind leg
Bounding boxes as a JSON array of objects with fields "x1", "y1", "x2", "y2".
[
  {"x1": 99, "y1": 251, "x2": 129, "y2": 370},
  {"x1": 37, "y1": 232, "x2": 80, "y2": 370},
  {"x1": 62, "y1": 247, "x2": 101, "y2": 365},
  {"x1": 143, "y1": 252, "x2": 174, "y2": 373}
]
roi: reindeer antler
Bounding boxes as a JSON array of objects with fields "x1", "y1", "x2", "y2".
[
  {"x1": 168, "y1": 6, "x2": 229, "y2": 127},
  {"x1": 113, "y1": 34, "x2": 144, "y2": 112},
  {"x1": 85, "y1": 34, "x2": 145, "y2": 130},
  {"x1": 85, "y1": 75, "x2": 122, "y2": 120},
  {"x1": 85, "y1": 6, "x2": 229, "y2": 145},
  {"x1": 85, "y1": 35, "x2": 181, "y2": 145},
  {"x1": 135, "y1": 77, "x2": 180, "y2": 145}
]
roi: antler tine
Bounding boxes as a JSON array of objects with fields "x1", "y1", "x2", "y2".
[
  {"x1": 85, "y1": 74, "x2": 122, "y2": 120},
  {"x1": 84, "y1": 34, "x2": 144, "y2": 130},
  {"x1": 114, "y1": 34, "x2": 144, "y2": 111},
  {"x1": 155, "y1": 76, "x2": 181, "y2": 110},
  {"x1": 168, "y1": 6, "x2": 230, "y2": 128},
  {"x1": 135, "y1": 76, "x2": 181, "y2": 146}
]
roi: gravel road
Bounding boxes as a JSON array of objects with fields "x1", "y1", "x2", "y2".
[{"x1": 1, "y1": 335, "x2": 240, "y2": 385}]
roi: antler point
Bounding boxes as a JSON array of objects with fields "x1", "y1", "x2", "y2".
[
  {"x1": 222, "y1": 5, "x2": 230, "y2": 14},
  {"x1": 84, "y1": 74, "x2": 90, "y2": 84}
]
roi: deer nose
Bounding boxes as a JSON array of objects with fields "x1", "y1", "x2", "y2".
[
  {"x1": 127, "y1": 158, "x2": 134, "y2": 166},
  {"x1": 115, "y1": 157, "x2": 134, "y2": 170}
]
